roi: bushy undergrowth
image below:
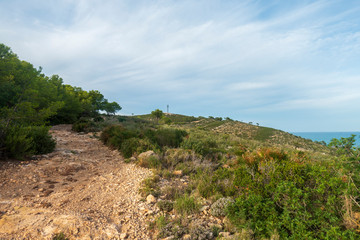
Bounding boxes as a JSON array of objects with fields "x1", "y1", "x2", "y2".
[
  {"x1": 100, "y1": 125, "x2": 187, "y2": 158},
  {"x1": 1, "y1": 125, "x2": 55, "y2": 159},
  {"x1": 101, "y1": 116, "x2": 359, "y2": 239},
  {"x1": 72, "y1": 118, "x2": 97, "y2": 133},
  {"x1": 227, "y1": 148, "x2": 356, "y2": 239},
  {"x1": 181, "y1": 132, "x2": 223, "y2": 159},
  {"x1": 193, "y1": 168, "x2": 237, "y2": 199},
  {"x1": 174, "y1": 194, "x2": 200, "y2": 215}
]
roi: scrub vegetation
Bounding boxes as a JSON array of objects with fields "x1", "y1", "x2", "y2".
[
  {"x1": 100, "y1": 112, "x2": 360, "y2": 239},
  {"x1": 2, "y1": 43, "x2": 360, "y2": 239},
  {"x1": 0, "y1": 43, "x2": 121, "y2": 159}
]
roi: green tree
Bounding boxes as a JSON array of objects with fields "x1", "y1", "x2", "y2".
[
  {"x1": 151, "y1": 109, "x2": 164, "y2": 123},
  {"x1": 0, "y1": 43, "x2": 121, "y2": 159},
  {"x1": 329, "y1": 134, "x2": 359, "y2": 158},
  {"x1": 102, "y1": 100, "x2": 122, "y2": 115}
]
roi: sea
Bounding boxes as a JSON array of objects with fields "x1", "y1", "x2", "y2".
[{"x1": 291, "y1": 132, "x2": 360, "y2": 146}]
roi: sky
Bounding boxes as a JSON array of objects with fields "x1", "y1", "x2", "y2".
[{"x1": 1, "y1": 0, "x2": 360, "y2": 132}]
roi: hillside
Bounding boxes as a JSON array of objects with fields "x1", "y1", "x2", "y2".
[
  {"x1": 137, "y1": 113, "x2": 330, "y2": 153},
  {"x1": 1, "y1": 112, "x2": 359, "y2": 239},
  {"x1": 100, "y1": 113, "x2": 358, "y2": 239}
]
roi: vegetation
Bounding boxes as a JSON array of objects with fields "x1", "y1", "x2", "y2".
[
  {"x1": 100, "y1": 113, "x2": 360, "y2": 239},
  {"x1": 0, "y1": 43, "x2": 121, "y2": 159},
  {"x1": 151, "y1": 109, "x2": 164, "y2": 123},
  {"x1": 2, "y1": 42, "x2": 360, "y2": 239}
]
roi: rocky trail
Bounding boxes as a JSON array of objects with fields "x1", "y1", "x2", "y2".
[{"x1": 0, "y1": 125, "x2": 154, "y2": 239}]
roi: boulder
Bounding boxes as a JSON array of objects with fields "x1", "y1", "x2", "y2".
[
  {"x1": 146, "y1": 194, "x2": 157, "y2": 204},
  {"x1": 138, "y1": 151, "x2": 160, "y2": 168}
]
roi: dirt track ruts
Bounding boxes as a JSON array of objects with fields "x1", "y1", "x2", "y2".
[{"x1": 0, "y1": 125, "x2": 154, "y2": 239}]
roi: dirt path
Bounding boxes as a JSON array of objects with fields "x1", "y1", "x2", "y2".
[{"x1": 0, "y1": 125, "x2": 154, "y2": 239}]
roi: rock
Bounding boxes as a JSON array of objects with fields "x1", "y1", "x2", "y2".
[
  {"x1": 219, "y1": 232, "x2": 230, "y2": 238},
  {"x1": 120, "y1": 232, "x2": 128, "y2": 239},
  {"x1": 146, "y1": 194, "x2": 157, "y2": 204},
  {"x1": 163, "y1": 236, "x2": 174, "y2": 240},
  {"x1": 182, "y1": 234, "x2": 191, "y2": 240},
  {"x1": 105, "y1": 224, "x2": 120, "y2": 238},
  {"x1": 138, "y1": 151, "x2": 156, "y2": 160},
  {"x1": 208, "y1": 223, "x2": 223, "y2": 230},
  {"x1": 200, "y1": 206, "x2": 209, "y2": 212},
  {"x1": 173, "y1": 170, "x2": 182, "y2": 176}
]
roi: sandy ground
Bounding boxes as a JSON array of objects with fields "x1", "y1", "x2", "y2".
[{"x1": 0, "y1": 125, "x2": 154, "y2": 239}]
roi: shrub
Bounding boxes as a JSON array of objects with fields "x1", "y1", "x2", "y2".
[
  {"x1": 138, "y1": 155, "x2": 162, "y2": 169},
  {"x1": 145, "y1": 128, "x2": 187, "y2": 148},
  {"x1": 162, "y1": 116, "x2": 172, "y2": 124},
  {"x1": 210, "y1": 197, "x2": 234, "y2": 217},
  {"x1": 157, "y1": 200, "x2": 174, "y2": 212},
  {"x1": 189, "y1": 219, "x2": 214, "y2": 239},
  {"x1": 181, "y1": 133, "x2": 222, "y2": 158},
  {"x1": 162, "y1": 185, "x2": 186, "y2": 200},
  {"x1": 121, "y1": 137, "x2": 155, "y2": 158},
  {"x1": 28, "y1": 126, "x2": 56, "y2": 154},
  {"x1": 1, "y1": 125, "x2": 55, "y2": 159},
  {"x1": 120, "y1": 137, "x2": 140, "y2": 158},
  {"x1": 157, "y1": 222, "x2": 187, "y2": 239},
  {"x1": 163, "y1": 148, "x2": 198, "y2": 170},
  {"x1": 174, "y1": 194, "x2": 200, "y2": 215},
  {"x1": 194, "y1": 168, "x2": 236, "y2": 199},
  {"x1": 72, "y1": 118, "x2": 97, "y2": 132},
  {"x1": 139, "y1": 175, "x2": 160, "y2": 197},
  {"x1": 227, "y1": 148, "x2": 357, "y2": 239},
  {"x1": 155, "y1": 215, "x2": 169, "y2": 230},
  {"x1": 100, "y1": 125, "x2": 137, "y2": 148},
  {"x1": 3, "y1": 125, "x2": 33, "y2": 159},
  {"x1": 101, "y1": 125, "x2": 185, "y2": 158}
]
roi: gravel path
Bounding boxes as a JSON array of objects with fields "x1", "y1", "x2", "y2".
[{"x1": 0, "y1": 125, "x2": 154, "y2": 239}]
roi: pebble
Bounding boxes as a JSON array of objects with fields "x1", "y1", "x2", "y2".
[{"x1": 146, "y1": 194, "x2": 157, "y2": 204}]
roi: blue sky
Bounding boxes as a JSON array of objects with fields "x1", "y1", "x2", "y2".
[{"x1": 1, "y1": 0, "x2": 360, "y2": 132}]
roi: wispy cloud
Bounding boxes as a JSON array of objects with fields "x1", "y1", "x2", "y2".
[{"x1": 1, "y1": 0, "x2": 360, "y2": 131}]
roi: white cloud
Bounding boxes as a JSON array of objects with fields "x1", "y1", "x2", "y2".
[{"x1": 1, "y1": 0, "x2": 360, "y2": 130}]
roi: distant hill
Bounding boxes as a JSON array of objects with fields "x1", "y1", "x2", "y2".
[{"x1": 134, "y1": 113, "x2": 330, "y2": 154}]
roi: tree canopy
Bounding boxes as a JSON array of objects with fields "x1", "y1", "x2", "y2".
[
  {"x1": 151, "y1": 109, "x2": 164, "y2": 123},
  {"x1": 0, "y1": 43, "x2": 121, "y2": 159}
]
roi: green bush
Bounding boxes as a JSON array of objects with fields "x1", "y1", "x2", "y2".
[
  {"x1": 122, "y1": 138, "x2": 155, "y2": 158},
  {"x1": 139, "y1": 155, "x2": 162, "y2": 169},
  {"x1": 93, "y1": 116, "x2": 104, "y2": 122},
  {"x1": 174, "y1": 194, "x2": 200, "y2": 215},
  {"x1": 1, "y1": 125, "x2": 55, "y2": 159},
  {"x1": 139, "y1": 175, "x2": 160, "y2": 197},
  {"x1": 194, "y1": 168, "x2": 237, "y2": 198},
  {"x1": 3, "y1": 125, "x2": 33, "y2": 159},
  {"x1": 100, "y1": 125, "x2": 137, "y2": 148},
  {"x1": 227, "y1": 148, "x2": 357, "y2": 239},
  {"x1": 101, "y1": 125, "x2": 186, "y2": 158},
  {"x1": 181, "y1": 135, "x2": 220, "y2": 157},
  {"x1": 72, "y1": 118, "x2": 97, "y2": 132},
  {"x1": 145, "y1": 128, "x2": 187, "y2": 148},
  {"x1": 157, "y1": 200, "x2": 174, "y2": 212},
  {"x1": 162, "y1": 185, "x2": 186, "y2": 200},
  {"x1": 210, "y1": 197, "x2": 234, "y2": 217},
  {"x1": 28, "y1": 126, "x2": 56, "y2": 154}
]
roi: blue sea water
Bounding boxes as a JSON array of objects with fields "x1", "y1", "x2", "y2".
[{"x1": 291, "y1": 132, "x2": 360, "y2": 146}]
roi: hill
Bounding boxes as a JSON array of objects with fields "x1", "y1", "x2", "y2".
[
  {"x1": 136, "y1": 113, "x2": 330, "y2": 153},
  {"x1": 98, "y1": 112, "x2": 359, "y2": 239}
]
